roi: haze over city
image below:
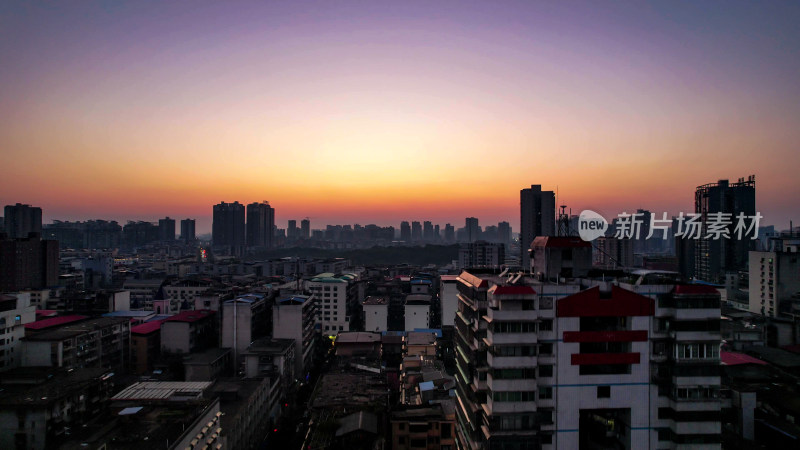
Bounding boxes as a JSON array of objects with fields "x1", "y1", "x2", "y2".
[{"x1": 2, "y1": 0, "x2": 799, "y2": 232}]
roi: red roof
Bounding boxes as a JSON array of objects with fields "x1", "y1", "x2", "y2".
[
  {"x1": 165, "y1": 309, "x2": 215, "y2": 323},
  {"x1": 673, "y1": 285, "x2": 720, "y2": 295},
  {"x1": 721, "y1": 351, "x2": 767, "y2": 366},
  {"x1": 131, "y1": 320, "x2": 164, "y2": 335},
  {"x1": 557, "y1": 286, "x2": 654, "y2": 317},
  {"x1": 25, "y1": 315, "x2": 88, "y2": 330},
  {"x1": 490, "y1": 285, "x2": 536, "y2": 296}
]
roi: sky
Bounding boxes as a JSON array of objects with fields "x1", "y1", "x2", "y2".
[{"x1": 1, "y1": 0, "x2": 799, "y2": 234}]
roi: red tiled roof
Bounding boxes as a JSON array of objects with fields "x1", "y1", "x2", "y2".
[
  {"x1": 131, "y1": 320, "x2": 164, "y2": 335},
  {"x1": 489, "y1": 285, "x2": 536, "y2": 296},
  {"x1": 25, "y1": 315, "x2": 88, "y2": 330},
  {"x1": 165, "y1": 309, "x2": 215, "y2": 323},
  {"x1": 721, "y1": 351, "x2": 767, "y2": 366}
]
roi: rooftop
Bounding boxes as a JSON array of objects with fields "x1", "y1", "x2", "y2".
[
  {"x1": 164, "y1": 309, "x2": 215, "y2": 323},
  {"x1": 25, "y1": 314, "x2": 88, "y2": 330},
  {"x1": 112, "y1": 381, "x2": 213, "y2": 401},
  {"x1": 363, "y1": 296, "x2": 388, "y2": 306},
  {"x1": 131, "y1": 320, "x2": 164, "y2": 335},
  {"x1": 336, "y1": 332, "x2": 381, "y2": 344},
  {"x1": 405, "y1": 294, "x2": 431, "y2": 305}
]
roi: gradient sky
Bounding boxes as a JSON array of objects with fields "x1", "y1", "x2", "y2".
[{"x1": 2, "y1": 0, "x2": 799, "y2": 233}]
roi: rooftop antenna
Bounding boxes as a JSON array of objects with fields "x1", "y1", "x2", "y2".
[{"x1": 557, "y1": 205, "x2": 571, "y2": 237}]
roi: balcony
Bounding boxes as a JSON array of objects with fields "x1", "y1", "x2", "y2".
[
  {"x1": 483, "y1": 398, "x2": 537, "y2": 415},
  {"x1": 485, "y1": 331, "x2": 537, "y2": 346},
  {"x1": 487, "y1": 309, "x2": 538, "y2": 322},
  {"x1": 487, "y1": 377, "x2": 536, "y2": 392},
  {"x1": 571, "y1": 353, "x2": 640, "y2": 365},
  {"x1": 487, "y1": 353, "x2": 537, "y2": 368}
]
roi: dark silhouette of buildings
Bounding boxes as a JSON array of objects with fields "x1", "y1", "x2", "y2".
[
  {"x1": 520, "y1": 184, "x2": 555, "y2": 267},
  {"x1": 212, "y1": 201, "x2": 246, "y2": 249},
  {"x1": 180, "y1": 218, "x2": 196, "y2": 243},
  {"x1": 695, "y1": 176, "x2": 756, "y2": 283},
  {"x1": 0, "y1": 233, "x2": 58, "y2": 291},
  {"x1": 3, "y1": 203, "x2": 42, "y2": 239},
  {"x1": 246, "y1": 201, "x2": 275, "y2": 249},
  {"x1": 158, "y1": 217, "x2": 176, "y2": 241}
]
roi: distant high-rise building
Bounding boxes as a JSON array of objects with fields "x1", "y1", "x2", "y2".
[
  {"x1": 301, "y1": 218, "x2": 310, "y2": 239},
  {"x1": 411, "y1": 221, "x2": 422, "y2": 241},
  {"x1": 520, "y1": 184, "x2": 556, "y2": 267},
  {"x1": 212, "y1": 201, "x2": 245, "y2": 248},
  {"x1": 444, "y1": 224, "x2": 455, "y2": 243},
  {"x1": 246, "y1": 201, "x2": 275, "y2": 248},
  {"x1": 3, "y1": 203, "x2": 42, "y2": 239},
  {"x1": 458, "y1": 240, "x2": 505, "y2": 269},
  {"x1": 423, "y1": 221, "x2": 434, "y2": 241},
  {"x1": 465, "y1": 217, "x2": 480, "y2": 243},
  {"x1": 595, "y1": 236, "x2": 634, "y2": 269},
  {"x1": 0, "y1": 233, "x2": 59, "y2": 291},
  {"x1": 158, "y1": 217, "x2": 176, "y2": 242},
  {"x1": 287, "y1": 220, "x2": 298, "y2": 240},
  {"x1": 400, "y1": 221, "x2": 411, "y2": 242},
  {"x1": 695, "y1": 176, "x2": 756, "y2": 283},
  {"x1": 498, "y1": 221, "x2": 511, "y2": 248},
  {"x1": 123, "y1": 221, "x2": 159, "y2": 249},
  {"x1": 434, "y1": 224, "x2": 440, "y2": 241},
  {"x1": 180, "y1": 219, "x2": 196, "y2": 243}
]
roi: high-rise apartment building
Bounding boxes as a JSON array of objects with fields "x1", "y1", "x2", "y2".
[
  {"x1": 400, "y1": 221, "x2": 411, "y2": 242},
  {"x1": 3, "y1": 203, "x2": 42, "y2": 239},
  {"x1": 465, "y1": 217, "x2": 480, "y2": 243},
  {"x1": 411, "y1": 221, "x2": 422, "y2": 241},
  {"x1": 454, "y1": 269, "x2": 722, "y2": 450},
  {"x1": 423, "y1": 221, "x2": 434, "y2": 241},
  {"x1": 246, "y1": 201, "x2": 275, "y2": 248},
  {"x1": 498, "y1": 221, "x2": 512, "y2": 249},
  {"x1": 158, "y1": 217, "x2": 175, "y2": 241},
  {"x1": 595, "y1": 236, "x2": 635, "y2": 269},
  {"x1": 301, "y1": 218, "x2": 310, "y2": 239},
  {"x1": 180, "y1": 218, "x2": 196, "y2": 243},
  {"x1": 695, "y1": 176, "x2": 756, "y2": 283},
  {"x1": 458, "y1": 240, "x2": 505, "y2": 269},
  {"x1": 212, "y1": 201, "x2": 246, "y2": 248},
  {"x1": 748, "y1": 233, "x2": 800, "y2": 317},
  {"x1": 0, "y1": 233, "x2": 59, "y2": 291},
  {"x1": 444, "y1": 224, "x2": 455, "y2": 243},
  {"x1": 521, "y1": 185, "x2": 556, "y2": 267}
]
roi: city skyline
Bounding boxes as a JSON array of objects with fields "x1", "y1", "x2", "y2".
[{"x1": 2, "y1": 1, "x2": 799, "y2": 231}]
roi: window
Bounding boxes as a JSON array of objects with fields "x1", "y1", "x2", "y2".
[
  {"x1": 539, "y1": 365, "x2": 553, "y2": 377},
  {"x1": 539, "y1": 343, "x2": 553, "y2": 355},
  {"x1": 597, "y1": 386, "x2": 610, "y2": 398},
  {"x1": 539, "y1": 319, "x2": 553, "y2": 331},
  {"x1": 492, "y1": 391, "x2": 536, "y2": 402},
  {"x1": 539, "y1": 386, "x2": 553, "y2": 399},
  {"x1": 541, "y1": 433, "x2": 553, "y2": 444}
]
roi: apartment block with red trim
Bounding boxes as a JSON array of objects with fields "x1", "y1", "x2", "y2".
[{"x1": 454, "y1": 240, "x2": 721, "y2": 450}]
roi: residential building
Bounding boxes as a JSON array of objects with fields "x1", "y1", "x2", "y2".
[
  {"x1": 158, "y1": 217, "x2": 176, "y2": 241},
  {"x1": 391, "y1": 402, "x2": 456, "y2": 450},
  {"x1": 3, "y1": 203, "x2": 42, "y2": 239},
  {"x1": 364, "y1": 296, "x2": 389, "y2": 332},
  {"x1": 273, "y1": 294, "x2": 317, "y2": 376},
  {"x1": 306, "y1": 273, "x2": 359, "y2": 335},
  {"x1": 212, "y1": 201, "x2": 246, "y2": 250},
  {"x1": 412, "y1": 221, "x2": 422, "y2": 241},
  {"x1": 401, "y1": 221, "x2": 411, "y2": 242},
  {"x1": 405, "y1": 294, "x2": 430, "y2": 331},
  {"x1": 0, "y1": 368, "x2": 114, "y2": 450},
  {"x1": 530, "y1": 236, "x2": 592, "y2": 279},
  {"x1": 521, "y1": 184, "x2": 556, "y2": 267},
  {"x1": 440, "y1": 275, "x2": 459, "y2": 328},
  {"x1": 453, "y1": 269, "x2": 722, "y2": 450},
  {"x1": 458, "y1": 240, "x2": 505, "y2": 269},
  {"x1": 160, "y1": 309, "x2": 217, "y2": 354},
  {"x1": 595, "y1": 236, "x2": 635, "y2": 269},
  {"x1": 465, "y1": 217, "x2": 480, "y2": 243},
  {"x1": 180, "y1": 218, "x2": 196, "y2": 243},
  {"x1": 748, "y1": 234, "x2": 800, "y2": 317},
  {"x1": 247, "y1": 201, "x2": 275, "y2": 249},
  {"x1": 301, "y1": 218, "x2": 311, "y2": 239},
  {"x1": 221, "y1": 293, "x2": 269, "y2": 358},
  {"x1": 21, "y1": 317, "x2": 130, "y2": 371},
  {"x1": 0, "y1": 293, "x2": 36, "y2": 371},
  {"x1": 0, "y1": 233, "x2": 59, "y2": 291},
  {"x1": 130, "y1": 320, "x2": 163, "y2": 374},
  {"x1": 695, "y1": 176, "x2": 756, "y2": 283},
  {"x1": 184, "y1": 347, "x2": 233, "y2": 381}
]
